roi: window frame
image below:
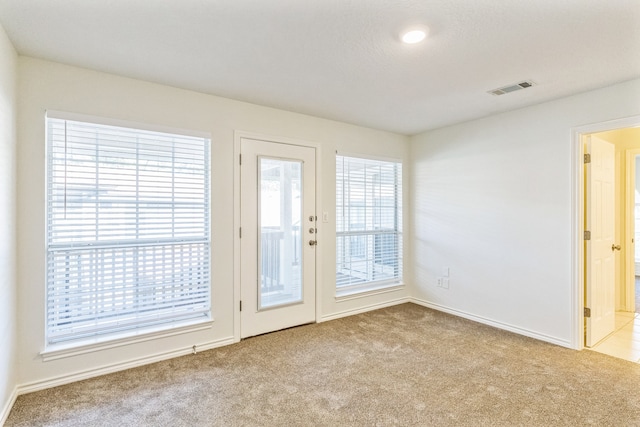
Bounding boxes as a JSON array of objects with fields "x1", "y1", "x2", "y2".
[
  {"x1": 335, "y1": 153, "x2": 403, "y2": 297},
  {"x1": 43, "y1": 111, "x2": 213, "y2": 354}
]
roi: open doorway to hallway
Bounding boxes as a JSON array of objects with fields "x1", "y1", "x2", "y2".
[{"x1": 584, "y1": 126, "x2": 640, "y2": 363}]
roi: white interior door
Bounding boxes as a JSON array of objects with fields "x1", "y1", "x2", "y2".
[
  {"x1": 240, "y1": 137, "x2": 316, "y2": 338},
  {"x1": 585, "y1": 135, "x2": 616, "y2": 347}
]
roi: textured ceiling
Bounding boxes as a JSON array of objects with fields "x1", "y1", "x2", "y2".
[{"x1": 1, "y1": 0, "x2": 639, "y2": 135}]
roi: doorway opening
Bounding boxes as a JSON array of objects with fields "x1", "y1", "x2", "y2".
[{"x1": 577, "y1": 121, "x2": 640, "y2": 361}]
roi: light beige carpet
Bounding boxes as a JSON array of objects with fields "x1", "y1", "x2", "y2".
[{"x1": 6, "y1": 303, "x2": 640, "y2": 426}]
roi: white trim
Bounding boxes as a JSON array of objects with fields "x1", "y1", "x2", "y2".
[
  {"x1": 335, "y1": 283, "x2": 405, "y2": 300},
  {"x1": 41, "y1": 320, "x2": 214, "y2": 362},
  {"x1": 570, "y1": 127, "x2": 585, "y2": 350},
  {"x1": 233, "y1": 134, "x2": 241, "y2": 343},
  {"x1": 571, "y1": 115, "x2": 640, "y2": 350},
  {"x1": 19, "y1": 336, "x2": 235, "y2": 396},
  {"x1": 315, "y1": 142, "x2": 324, "y2": 328},
  {"x1": 319, "y1": 297, "x2": 409, "y2": 322},
  {"x1": 571, "y1": 116, "x2": 640, "y2": 135},
  {"x1": 336, "y1": 151, "x2": 403, "y2": 164},
  {"x1": 235, "y1": 130, "x2": 321, "y2": 149},
  {"x1": 410, "y1": 298, "x2": 572, "y2": 349},
  {"x1": 625, "y1": 149, "x2": 640, "y2": 312},
  {"x1": 0, "y1": 386, "x2": 19, "y2": 426},
  {"x1": 45, "y1": 109, "x2": 212, "y2": 139}
]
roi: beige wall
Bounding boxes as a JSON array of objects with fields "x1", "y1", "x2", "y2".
[
  {"x1": 0, "y1": 22, "x2": 18, "y2": 424},
  {"x1": 8, "y1": 35, "x2": 640, "y2": 406},
  {"x1": 16, "y1": 57, "x2": 410, "y2": 389},
  {"x1": 409, "y1": 78, "x2": 640, "y2": 348},
  {"x1": 593, "y1": 128, "x2": 640, "y2": 310}
]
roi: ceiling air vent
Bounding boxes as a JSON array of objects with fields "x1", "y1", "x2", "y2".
[{"x1": 488, "y1": 80, "x2": 536, "y2": 96}]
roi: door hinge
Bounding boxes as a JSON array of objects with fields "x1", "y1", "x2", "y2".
[
  {"x1": 584, "y1": 153, "x2": 591, "y2": 164},
  {"x1": 584, "y1": 307, "x2": 591, "y2": 318},
  {"x1": 239, "y1": 154, "x2": 242, "y2": 165},
  {"x1": 240, "y1": 300, "x2": 242, "y2": 312},
  {"x1": 584, "y1": 230, "x2": 591, "y2": 240},
  {"x1": 239, "y1": 227, "x2": 242, "y2": 238}
]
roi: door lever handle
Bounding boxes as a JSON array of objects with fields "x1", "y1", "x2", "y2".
[
  {"x1": 612, "y1": 244, "x2": 621, "y2": 251},
  {"x1": 309, "y1": 240, "x2": 317, "y2": 246}
]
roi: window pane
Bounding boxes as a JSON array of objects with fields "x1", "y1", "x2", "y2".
[
  {"x1": 336, "y1": 155, "x2": 402, "y2": 291},
  {"x1": 46, "y1": 117, "x2": 211, "y2": 346},
  {"x1": 259, "y1": 157, "x2": 303, "y2": 309}
]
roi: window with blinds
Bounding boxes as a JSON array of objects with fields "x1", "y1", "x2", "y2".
[
  {"x1": 46, "y1": 115, "x2": 211, "y2": 347},
  {"x1": 336, "y1": 155, "x2": 402, "y2": 293}
]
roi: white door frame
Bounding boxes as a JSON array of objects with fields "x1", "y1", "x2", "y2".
[
  {"x1": 233, "y1": 131, "x2": 323, "y2": 342},
  {"x1": 572, "y1": 115, "x2": 640, "y2": 350},
  {"x1": 625, "y1": 149, "x2": 640, "y2": 313}
]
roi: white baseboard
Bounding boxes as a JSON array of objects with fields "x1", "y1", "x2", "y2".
[
  {"x1": 320, "y1": 297, "x2": 410, "y2": 322},
  {"x1": 16, "y1": 336, "x2": 236, "y2": 396},
  {"x1": 410, "y1": 298, "x2": 573, "y2": 349},
  {"x1": 0, "y1": 386, "x2": 19, "y2": 426}
]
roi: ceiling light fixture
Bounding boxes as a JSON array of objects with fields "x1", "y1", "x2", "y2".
[{"x1": 401, "y1": 28, "x2": 428, "y2": 44}]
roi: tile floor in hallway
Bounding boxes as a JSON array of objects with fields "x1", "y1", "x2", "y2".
[{"x1": 589, "y1": 311, "x2": 640, "y2": 363}]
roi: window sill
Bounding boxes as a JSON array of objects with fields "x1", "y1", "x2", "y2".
[
  {"x1": 335, "y1": 282, "x2": 404, "y2": 301},
  {"x1": 41, "y1": 318, "x2": 214, "y2": 362}
]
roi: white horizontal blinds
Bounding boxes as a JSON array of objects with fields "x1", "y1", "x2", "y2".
[
  {"x1": 46, "y1": 117, "x2": 211, "y2": 345},
  {"x1": 336, "y1": 155, "x2": 402, "y2": 290}
]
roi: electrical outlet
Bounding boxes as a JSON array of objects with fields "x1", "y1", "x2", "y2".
[{"x1": 436, "y1": 277, "x2": 443, "y2": 287}]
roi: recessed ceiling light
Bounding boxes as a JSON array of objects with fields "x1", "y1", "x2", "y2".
[{"x1": 401, "y1": 28, "x2": 427, "y2": 44}]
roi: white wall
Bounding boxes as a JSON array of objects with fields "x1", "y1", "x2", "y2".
[
  {"x1": 410, "y1": 78, "x2": 640, "y2": 347},
  {"x1": 0, "y1": 22, "x2": 18, "y2": 423},
  {"x1": 16, "y1": 57, "x2": 409, "y2": 389},
  {"x1": 17, "y1": 44, "x2": 638, "y2": 402}
]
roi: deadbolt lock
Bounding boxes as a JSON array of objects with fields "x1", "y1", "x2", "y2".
[{"x1": 309, "y1": 240, "x2": 317, "y2": 246}]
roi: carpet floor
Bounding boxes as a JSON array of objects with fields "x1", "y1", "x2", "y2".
[{"x1": 6, "y1": 303, "x2": 640, "y2": 426}]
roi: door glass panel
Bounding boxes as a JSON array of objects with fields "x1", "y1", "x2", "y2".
[{"x1": 259, "y1": 157, "x2": 303, "y2": 309}]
